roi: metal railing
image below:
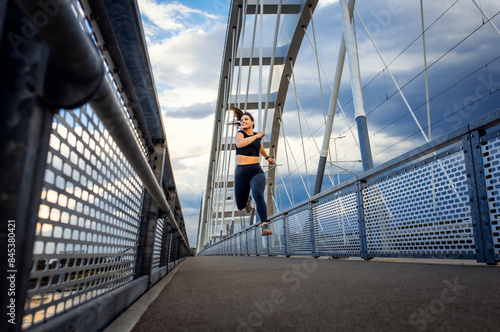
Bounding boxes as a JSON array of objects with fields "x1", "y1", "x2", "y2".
[
  {"x1": 0, "y1": 1, "x2": 191, "y2": 331},
  {"x1": 199, "y1": 108, "x2": 500, "y2": 265}
]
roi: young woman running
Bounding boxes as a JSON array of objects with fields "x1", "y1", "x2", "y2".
[{"x1": 231, "y1": 107, "x2": 275, "y2": 236}]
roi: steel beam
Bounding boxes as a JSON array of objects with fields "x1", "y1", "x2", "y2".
[
  {"x1": 246, "y1": 0, "x2": 301, "y2": 14},
  {"x1": 314, "y1": 0, "x2": 354, "y2": 195},
  {"x1": 339, "y1": 0, "x2": 373, "y2": 171}
]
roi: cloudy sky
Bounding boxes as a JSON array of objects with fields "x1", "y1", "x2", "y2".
[{"x1": 136, "y1": 0, "x2": 500, "y2": 247}]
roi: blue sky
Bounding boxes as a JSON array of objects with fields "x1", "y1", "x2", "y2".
[{"x1": 136, "y1": 0, "x2": 500, "y2": 246}]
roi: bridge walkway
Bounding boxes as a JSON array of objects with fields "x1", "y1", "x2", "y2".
[{"x1": 105, "y1": 256, "x2": 499, "y2": 331}]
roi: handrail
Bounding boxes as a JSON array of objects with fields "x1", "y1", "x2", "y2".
[{"x1": 16, "y1": 0, "x2": 188, "y2": 247}]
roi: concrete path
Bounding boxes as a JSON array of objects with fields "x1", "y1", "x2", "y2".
[{"x1": 113, "y1": 256, "x2": 500, "y2": 331}]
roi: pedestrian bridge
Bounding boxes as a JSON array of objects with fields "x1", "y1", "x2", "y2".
[
  {"x1": 105, "y1": 256, "x2": 500, "y2": 331},
  {"x1": 1, "y1": 1, "x2": 499, "y2": 332}
]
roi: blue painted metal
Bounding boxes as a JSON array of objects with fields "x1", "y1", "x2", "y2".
[
  {"x1": 314, "y1": 155, "x2": 328, "y2": 195},
  {"x1": 283, "y1": 214, "x2": 289, "y2": 257},
  {"x1": 254, "y1": 227, "x2": 258, "y2": 256},
  {"x1": 463, "y1": 132, "x2": 486, "y2": 262},
  {"x1": 356, "y1": 181, "x2": 369, "y2": 260},
  {"x1": 267, "y1": 229, "x2": 271, "y2": 256},
  {"x1": 468, "y1": 131, "x2": 496, "y2": 264},
  {"x1": 309, "y1": 202, "x2": 318, "y2": 258},
  {"x1": 356, "y1": 115, "x2": 374, "y2": 172}
]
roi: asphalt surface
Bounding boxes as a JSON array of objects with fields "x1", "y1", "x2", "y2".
[{"x1": 129, "y1": 256, "x2": 500, "y2": 331}]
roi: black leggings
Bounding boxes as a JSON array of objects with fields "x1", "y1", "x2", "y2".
[{"x1": 234, "y1": 163, "x2": 267, "y2": 224}]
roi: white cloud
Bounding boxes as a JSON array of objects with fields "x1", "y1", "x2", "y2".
[
  {"x1": 317, "y1": 0, "x2": 339, "y2": 9},
  {"x1": 137, "y1": 0, "x2": 228, "y2": 246},
  {"x1": 145, "y1": 20, "x2": 226, "y2": 110},
  {"x1": 138, "y1": 0, "x2": 222, "y2": 35}
]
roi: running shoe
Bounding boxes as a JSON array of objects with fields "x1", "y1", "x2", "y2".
[
  {"x1": 261, "y1": 222, "x2": 272, "y2": 236},
  {"x1": 245, "y1": 196, "x2": 252, "y2": 213}
]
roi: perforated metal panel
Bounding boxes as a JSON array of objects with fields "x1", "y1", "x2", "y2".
[
  {"x1": 247, "y1": 228, "x2": 256, "y2": 255},
  {"x1": 312, "y1": 190, "x2": 361, "y2": 256},
  {"x1": 482, "y1": 135, "x2": 500, "y2": 258},
  {"x1": 285, "y1": 208, "x2": 312, "y2": 255},
  {"x1": 152, "y1": 218, "x2": 165, "y2": 269},
  {"x1": 268, "y1": 217, "x2": 286, "y2": 255},
  {"x1": 241, "y1": 230, "x2": 248, "y2": 255},
  {"x1": 24, "y1": 107, "x2": 144, "y2": 329},
  {"x1": 363, "y1": 151, "x2": 474, "y2": 257},
  {"x1": 77, "y1": 0, "x2": 149, "y2": 158}
]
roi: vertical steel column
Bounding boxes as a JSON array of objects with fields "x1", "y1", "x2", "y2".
[
  {"x1": 136, "y1": 187, "x2": 152, "y2": 276},
  {"x1": 136, "y1": 141, "x2": 164, "y2": 282},
  {"x1": 162, "y1": 223, "x2": 173, "y2": 269},
  {"x1": 463, "y1": 132, "x2": 496, "y2": 264},
  {"x1": 309, "y1": 202, "x2": 318, "y2": 258},
  {"x1": 254, "y1": 227, "x2": 258, "y2": 256},
  {"x1": 284, "y1": 214, "x2": 289, "y2": 257},
  {"x1": 246, "y1": 229, "x2": 249, "y2": 255},
  {"x1": 314, "y1": 0, "x2": 355, "y2": 195},
  {"x1": 267, "y1": 229, "x2": 271, "y2": 256},
  {"x1": 0, "y1": 3, "x2": 53, "y2": 331},
  {"x1": 356, "y1": 181, "x2": 369, "y2": 259},
  {"x1": 339, "y1": 0, "x2": 373, "y2": 171}
]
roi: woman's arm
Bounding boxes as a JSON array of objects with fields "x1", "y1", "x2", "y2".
[
  {"x1": 236, "y1": 131, "x2": 265, "y2": 148},
  {"x1": 260, "y1": 146, "x2": 275, "y2": 164}
]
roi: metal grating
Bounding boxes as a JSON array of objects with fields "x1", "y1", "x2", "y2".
[
  {"x1": 247, "y1": 228, "x2": 256, "y2": 255},
  {"x1": 285, "y1": 208, "x2": 312, "y2": 255},
  {"x1": 24, "y1": 106, "x2": 143, "y2": 329},
  {"x1": 268, "y1": 217, "x2": 286, "y2": 255},
  {"x1": 482, "y1": 135, "x2": 500, "y2": 258},
  {"x1": 152, "y1": 218, "x2": 165, "y2": 269},
  {"x1": 241, "y1": 230, "x2": 247, "y2": 255},
  {"x1": 236, "y1": 234, "x2": 241, "y2": 255},
  {"x1": 312, "y1": 191, "x2": 361, "y2": 256},
  {"x1": 363, "y1": 151, "x2": 475, "y2": 257},
  {"x1": 77, "y1": 0, "x2": 149, "y2": 158}
]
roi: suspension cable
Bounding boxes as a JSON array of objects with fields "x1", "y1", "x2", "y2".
[
  {"x1": 244, "y1": 0, "x2": 260, "y2": 111},
  {"x1": 289, "y1": 67, "x2": 311, "y2": 196},
  {"x1": 355, "y1": 8, "x2": 429, "y2": 142}
]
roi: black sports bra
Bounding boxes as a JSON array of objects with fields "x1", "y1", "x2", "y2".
[{"x1": 235, "y1": 130, "x2": 261, "y2": 157}]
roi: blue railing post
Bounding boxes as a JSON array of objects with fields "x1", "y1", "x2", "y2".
[
  {"x1": 356, "y1": 181, "x2": 369, "y2": 259},
  {"x1": 246, "y1": 229, "x2": 250, "y2": 255},
  {"x1": 309, "y1": 201, "x2": 318, "y2": 258},
  {"x1": 240, "y1": 232, "x2": 243, "y2": 255},
  {"x1": 137, "y1": 141, "x2": 164, "y2": 280},
  {"x1": 284, "y1": 213, "x2": 289, "y2": 257},
  {"x1": 255, "y1": 227, "x2": 259, "y2": 256},
  {"x1": 463, "y1": 131, "x2": 495, "y2": 264},
  {"x1": 267, "y1": 226, "x2": 271, "y2": 256}
]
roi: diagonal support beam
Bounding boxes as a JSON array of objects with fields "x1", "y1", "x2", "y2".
[{"x1": 246, "y1": 0, "x2": 301, "y2": 15}]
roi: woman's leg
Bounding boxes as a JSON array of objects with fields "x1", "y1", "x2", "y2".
[
  {"x1": 234, "y1": 165, "x2": 251, "y2": 211},
  {"x1": 250, "y1": 171, "x2": 267, "y2": 223}
]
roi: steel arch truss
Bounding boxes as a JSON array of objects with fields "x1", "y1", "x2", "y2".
[{"x1": 199, "y1": 0, "x2": 319, "y2": 250}]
